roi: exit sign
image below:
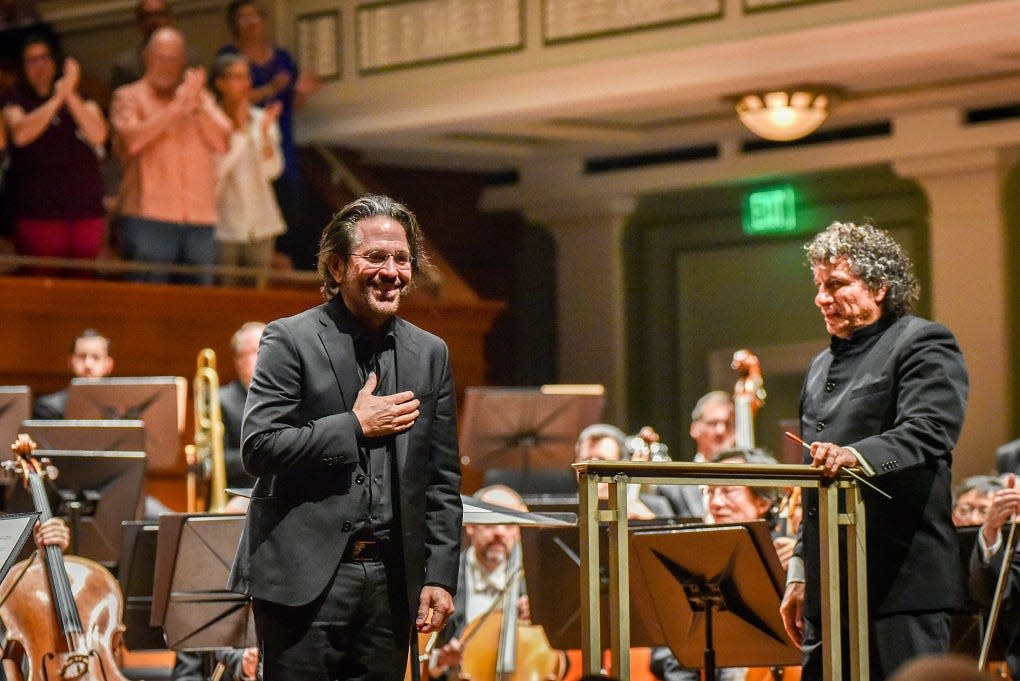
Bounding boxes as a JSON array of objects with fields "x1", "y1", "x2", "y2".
[{"x1": 743, "y1": 186, "x2": 797, "y2": 235}]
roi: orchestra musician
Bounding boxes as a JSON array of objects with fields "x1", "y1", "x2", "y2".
[
  {"x1": 654, "y1": 391, "x2": 735, "y2": 520},
  {"x1": 426, "y1": 485, "x2": 535, "y2": 680},
  {"x1": 32, "y1": 328, "x2": 114, "y2": 419},
  {"x1": 227, "y1": 194, "x2": 462, "y2": 681},
  {"x1": 968, "y1": 473, "x2": 1020, "y2": 679},
  {"x1": 779, "y1": 221, "x2": 968, "y2": 681},
  {"x1": 950, "y1": 475, "x2": 1001, "y2": 528},
  {"x1": 219, "y1": 321, "x2": 264, "y2": 488},
  {"x1": 574, "y1": 423, "x2": 672, "y2": 520}
]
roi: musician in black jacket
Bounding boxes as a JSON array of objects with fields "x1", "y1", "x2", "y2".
[
  {"x1": 219, "y1": 321, "x2": 264, "y2": 488},
  {"x1": 968, "y1": 474, "x2": 1020, "y2": 678},
  {"x1": 779, "y1": 221, "x2": 969, "y2": 681}
]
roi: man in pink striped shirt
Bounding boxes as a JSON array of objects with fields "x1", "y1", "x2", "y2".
[{"x1": 111, "y1": 26, "x2": 231, "y2": 284}]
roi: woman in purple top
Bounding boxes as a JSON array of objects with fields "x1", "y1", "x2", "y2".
[
  {"x1": 1, "y1": 34, "x2": 107, "y2": 259},
  {"x1": 218, "y1": 0, "x2": 319, "y2": 179}
]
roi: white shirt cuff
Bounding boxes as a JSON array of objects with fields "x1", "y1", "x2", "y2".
[
  {"x1": 977, "y1": 528, "x2": 1003, "y2": 563},
  {"x1": 845, "y1": 447, "x2": 875, "y2": 476},
  {"x1": 786, "y1": 555, "x2": 805, "y2": 584}
]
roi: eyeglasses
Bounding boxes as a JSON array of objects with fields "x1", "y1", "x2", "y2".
[
  {"x1": 953, "y1": 504, "x2": 990, "y2": 519},
  {"x1": 350, "y1": 251, "x2": 414, "y2": 269},
  {"x1": 707, "y1": 485, "x2": 750, "y2": 500}
]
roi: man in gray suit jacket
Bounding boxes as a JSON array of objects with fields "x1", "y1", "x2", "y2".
[
  {"x1": 228, "y1": 195, "x2": 463, "y2": 681},
  {"x1": 780, "y1": 221, "x2": 968, "y2": 681}
]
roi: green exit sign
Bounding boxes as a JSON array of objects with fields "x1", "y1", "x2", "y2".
[{"x1": 743, "y1": 186, "x2": 797, "y2": 235}]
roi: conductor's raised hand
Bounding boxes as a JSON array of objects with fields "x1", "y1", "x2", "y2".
[{"x1": 352, "y1": 372, "x2": 419, "y2": 438}]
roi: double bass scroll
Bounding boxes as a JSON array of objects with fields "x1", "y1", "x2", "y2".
[{"x1": 731, "y1": 349, "x2": 766, "y2": 449}]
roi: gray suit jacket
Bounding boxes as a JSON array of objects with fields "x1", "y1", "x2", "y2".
[{"x1": 227, "y1": 297, "x2": 463, "y2": 618}]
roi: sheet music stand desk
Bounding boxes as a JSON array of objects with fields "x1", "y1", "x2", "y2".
[{"x1": 572, "y1": 460, "x2": 870, "y2": 681}]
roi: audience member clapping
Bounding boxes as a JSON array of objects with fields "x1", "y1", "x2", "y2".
[
  {"x1": 209, "y1": 53, "x2": 286, "y2": 287},
  {"x1": 1, "y1": 33, "x2": 107, "y2": 260},
  {"x1": 110, "y1": 26, "x2": 230, "y2": 284}
]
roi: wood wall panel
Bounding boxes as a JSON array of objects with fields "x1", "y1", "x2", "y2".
[{"x1": 0, "y1": 277, "x2": 502, "y2": 507}]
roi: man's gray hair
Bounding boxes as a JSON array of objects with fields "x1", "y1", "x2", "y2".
[
  {"x1": 804, "y1": 221, "x2": 919, "y2": 319},
  {"x1": 952, "y1": 475, "x2": 1003, "y2": 504},
  {"x1": 575, "y1": 423, "x2": 627, "y2": 459},
  {"x1": 690, "y1": 390, "x2": 733, "y2": 424}
]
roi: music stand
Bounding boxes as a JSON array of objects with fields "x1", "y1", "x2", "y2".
[
  {"x1": 0, "y1": 512, "x2": 41, "y2": 582},
  {"x1": 20, "y1": 419, "x2": 145, "y2": 453},
  {"x1": 463, "y1": 494, "x2": 576, "y2": 527},
  {"x1": 629, "y1": 522, "x2": 801, "y2": 677},
  {"x1": 0, "y1": 387, "x2": 30, "y2": 453},
  {"x1": 118, "y1": 521, "x2": 166, "y2": 649},
  {"x1": 521, "y1": 523, "x2": 668, "y2": 650},
  {"x1": 151, "y1": 513, "x2": 254, "y2": 651},
  {"x1": 2, "y1": 450, "x2": 146, "y2": 567},
  {"x1": 459, "y1": 385, "x2": 604, "y2": 489},
  {"x1": 65, "y1": 377, "x2": 187, "y2": 473}
]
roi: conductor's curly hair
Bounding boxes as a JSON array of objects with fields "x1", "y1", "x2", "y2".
[{"x1": 804, "y1": 221, "x2": 919, "y2": 318}]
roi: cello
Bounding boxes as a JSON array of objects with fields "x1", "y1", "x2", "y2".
[
  {"x1": 0, "y1": 434, "x2": 129, "y2": 681},
  {"x1": 454, "y1": 545, "x2": 566, "y2": 681}
]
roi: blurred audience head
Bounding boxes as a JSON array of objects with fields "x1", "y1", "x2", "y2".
[
  {"x1": 19, "y1": 33, "x2": 61, "y2": 97},
  {"x1": 69, "y1": 329, "x2": 113, "y2": 379},
  {"x1": 210, "y1": 53, "x2": 250, "y2": 106},
  {"x1": 226, "y1": 0, "x2": 267, "y2": 41},
  {"x1": 143, "y1": 26, "x2": 186, "y2": 94},
  {"x1": 135, "y1": 0, "x2": 174, "y2": 40}
]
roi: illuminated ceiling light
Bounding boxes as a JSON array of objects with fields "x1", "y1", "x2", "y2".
[{"x1": 735, "y1": 89, "x2": 833, "y2": 142}]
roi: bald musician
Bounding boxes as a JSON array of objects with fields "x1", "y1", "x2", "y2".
[{"x1": 427, "y1": 485, "x2": 542, "y2": 680}]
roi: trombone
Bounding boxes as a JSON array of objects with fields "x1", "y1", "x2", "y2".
[{"x1": 185, "y1": 348, "x2": 228, "y2": 512}]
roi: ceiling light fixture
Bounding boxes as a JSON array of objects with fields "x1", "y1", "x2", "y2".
[{"x1": 735, "y1": 89, "x2": 833, "y2": 142}]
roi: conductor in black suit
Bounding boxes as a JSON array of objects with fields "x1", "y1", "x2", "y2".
[
  {"x1": 779, "y1": 221, "x2": 969, "y2": 680},
  {"x1": 227, "y1": 194, "x2": 463, "y2": 681}
]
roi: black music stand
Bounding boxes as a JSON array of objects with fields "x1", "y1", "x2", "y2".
[
  {"x1": 0, "y1": 387, "x2": 30, "y2": 453},
  {"x1": 629, "y1": 522, "x2": 801, "y2": 677},
  {"x1": 151, "y1": 513, "x2": 254, "y2": 651},
  {"x1": 118, "y1": 521, "x2": 165, "y2": 650},
  {"x1": 20, "y1": 419, "x2": 145, "y2": 453},
  {"x1": 2, "y1": 449, "x2": 146, "y2": 567},
  {"x1": 520, "y1": 522, "x2": 668, "y2": 650},
  {"x1": 65, "y1": 377, "x2": 187, "y2": 473},
  {"x1": 459, "y1": 385, "x2": 604, "y2": 493}
]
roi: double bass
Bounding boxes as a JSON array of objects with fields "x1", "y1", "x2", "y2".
[
  {"x1": 0, "y1": 434, "x2": 129, "y2": 681},
  {"x1": 729, "y1": 354, "x2": 803, "y2": 681}
]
